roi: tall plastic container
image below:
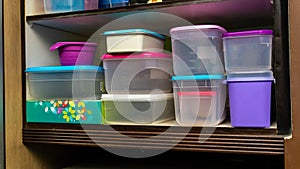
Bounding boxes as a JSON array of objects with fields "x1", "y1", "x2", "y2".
[
  {"x1": 170, "y1": 25, "x2": 227, "y2": 75},
  {"x1": 226, "y1": 71, "x2": 274, "y2": 128}
]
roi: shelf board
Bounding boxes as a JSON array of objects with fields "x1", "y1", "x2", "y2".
[{"x1": 26, "y1": 0, "x2": 274, "y2": 36}]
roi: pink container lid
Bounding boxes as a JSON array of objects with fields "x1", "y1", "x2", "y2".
[
  {"x1": 50, "y1": 42, "x2": 97, "y2": 51},
  {"x1": 170, "y1": 25, "x2": 227, "y2": 33},
  {"x1": 178, "y1": 91, "x2": 216, "y2": 96},
  {"x1": 101, "y1": 52, "x2": 172, "y2": 60}
]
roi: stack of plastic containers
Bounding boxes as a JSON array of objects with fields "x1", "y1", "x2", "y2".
[
  {"x1": 101, "y1": 29, "x2": 175, "y2": 124},
  {"x1": 170, "y1": 25, "x2": 227, "y2": 126},
  {"x1": 223, "y1": 30, "x2": 274, "y2": 128},
  {"x1": 25, "y1": 42, "x2": 104, "y2": 124}
]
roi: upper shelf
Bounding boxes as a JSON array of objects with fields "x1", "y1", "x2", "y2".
[{"x1": 26, "y1": 0, "x2": 274, "y2": 36}]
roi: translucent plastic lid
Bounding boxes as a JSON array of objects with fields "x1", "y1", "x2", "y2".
[
  {"x1": 172, "y1": 75, "x2": 224, "y2": 81},
  {"x1": 25, "y1": 66, "x2": 104, "y2": 73},
  {"x1": 170, "y1": 25, "x2": 227, "y2": 33},
  {"x1": 101, "y1": 93, "x2": 173, "y2": 102},
  {"x1": 226, "y1": 71, "x2": 274, "y2": 82},
  {"x1": 177, "y1": 91, "x2": 216, "y2": 96},
  {"x1": 101, "y1": 52, "x2": 172, "y2": 60},
  {"x1": 222, "y1": 30, "x2": 273, "y2": 38},
  {"x1": 103, "y1": 29, "x2": 166, "y2": 40}
]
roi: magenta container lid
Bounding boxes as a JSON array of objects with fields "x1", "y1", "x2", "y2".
[
  {"x1": 170, "y1": 25, "x2": 227, "y2": 33},
  {"x1": 101, "y1": 52, "x2": 172, "y2": 60},
  {"x1": 222, "y1": 30, "x2": 273, "y2": 38},
  {"x1": 50, "y1": 42, "x2": 97, "y2": 51}
]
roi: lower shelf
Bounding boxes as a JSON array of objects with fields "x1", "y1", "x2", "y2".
[{"x1": 23, "y1": 123, "x2": 285, "y2": 155}]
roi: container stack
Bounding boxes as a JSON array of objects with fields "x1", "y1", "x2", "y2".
[
  {"x1": 25, "y1": 42, "x2": 104, "y2": 124},
  {"x1": 169, "y1": 25, "x2": 227, "y2": 126},
  {"x1": 222, "y1": 30, "x2": 274, "y2": 128},
  {"x1": 101, "y1": 29, "x2": 175, "y2": 124}
]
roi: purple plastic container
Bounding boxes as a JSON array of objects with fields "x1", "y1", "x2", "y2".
[
  {"x1": 227, "y1": 71, "x2": 274, "y2": 128},
  {"x1": 50, "y1": 42, "x2": 97, "y2": 66}
]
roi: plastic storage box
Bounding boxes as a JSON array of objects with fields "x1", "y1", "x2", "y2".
[
  {"x1": 172, "y1": 75, "x2": 226, "y2": 126},
  {"x1": 50, "y1": 42, "x2": 98, "y2": 66},
  {"x1": 26, "y1": 100, "x2": 102, "y2": 124},
  {"x1": 170, "y1": 25, "x2": 227, "y2": 75},
  {"x1": 223, "y1": 30, "x2": 273, "y2": 72},
  {"x1": 102, "y1": 93, "x2": 174, "y2": 124},
  {"x1": 101, "y1": 52, "x2": 173, "y2": 94},
  {"x1": 226, "y1": 71, "x2": 274, "y2": 128},
  {"x1": 26, "y1": 66, "x2": 104, "y2": 99},
  {"x1": 103, "y1": 29, "x2": 166, "y2": 53},
  {"x1": 99, "y1": 0, "x2": 129, "y2": 8},
  {"x1": 44, "y1": 0, "x2": 98, "y2": 13}
]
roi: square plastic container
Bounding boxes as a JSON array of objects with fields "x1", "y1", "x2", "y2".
[
  {"x1": 103, "y1": 29, "x2": 166, "y2": 53},
  {"x1": 102, "y1": 93, "x2": 174, "y2": 124},
  {"x1": 170, "y1": 25, "x2": 227, "y2": 75},
  {"x1": 223, "y1": 30, "x2": 273, "y2": 72},
  {"x1": 99, "y1": 0, "x2": 129, "y2": 8},
  {"x1": 26, "y1": 66, "x2": 104, "y2": 99},
  {"x1": 226, "y1": 71, "x2": 274, "y2": 128},
  {"x1": 101, "y1": 52, "x2": 173, "y2": 94},
  {"x1": 172, "y1": 75, "x2": 226, "y2": 126}
]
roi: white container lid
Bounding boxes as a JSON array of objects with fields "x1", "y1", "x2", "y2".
[
  {"x1": 170, "y1": 25, "x2": 227, "y2": 34},
  {"x1": 102, "y1": 93, "x2": 173, "y2": 102}
]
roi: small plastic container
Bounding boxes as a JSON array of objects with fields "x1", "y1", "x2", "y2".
[
  {"x1": 170, "y1": 25, "x2": 227, "y2": 75},
  {"x1": 172, "y1": 75, "x2": 226, "y2": 126},
  {"x1": 50, "y1": 42, "x2": 98, "y2": 66},
  {"x1": 101, "y1": 52, "x2": 173, "y2": 94},
  {"x1": 26, "y1": 66, "x2": 104, "y2": 99},
  {"x1": 99, "y1": 0, "x2": 129, "y2": 8},
  {"x1": 223, "y1": 30, "x2": 273, "y2": 72},
  {"x1": 44, "y1": 0, "x2": 98, "y2": 13},
  {"x1": 102, "y1": 93, "x2": 174, "y2": 124},
  {"x1": 226, "y1": 71, "x2": 274, "y2": 128},
  {"x1": 103, "y1": 29, "x2": 166, "y2": 53}
]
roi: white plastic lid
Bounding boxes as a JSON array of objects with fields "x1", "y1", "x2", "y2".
[
  {"x1": 101, "y1": 93, "x2": 173, "y2": 102},
  {"x1": 227, "y1": 71, "x2": 274, "y2": 82}
]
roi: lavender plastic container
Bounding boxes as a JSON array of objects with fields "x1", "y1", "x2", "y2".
[
  {"x1": 226, "y1": 71, "x2": 274, "y2": 128},
  {"x1": 50, "y1": 42, "x2": 97, "y2": 66}
]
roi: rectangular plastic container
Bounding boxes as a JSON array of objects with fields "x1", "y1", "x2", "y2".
[
  {"x1": 103, "y1": 29, "x2": 166, "y2": 53},
  {"x1": 170, "y1": 25, "x2": 227, "y2": 75},
  {"x1": 172, "y1": 75, "x2": 226, "y2": 126},
  {"x1": 26, "y1": 66, "x2": 105, "y2": 100},
  {"x1": 102, "y1": 93, "x2": 174, "y2": 124},
  {"x1": 223, "y1": 30, "x2": 273, "y2": 72},
  {"x1": 44, "y1": 0, "x2": 98, "y2": 13},
  {"x1": 226, "y1": 71, "x2": 274, "y2": 128},
  {"x1": 101, "y1": 52, "x2": 173, "y2": 94},
  {"x1": 26, "y1": 100, "x2": 102, "y2": 124},
  {"x1": 99, "y1": 0, "x2": 129, "y2": 8}
]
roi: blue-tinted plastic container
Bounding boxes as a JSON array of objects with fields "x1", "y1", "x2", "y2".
[
  {"x1": 44, "y1": 0, "x2": 98, "y2": 13},
  {"x1": 99, "y1": 0, "x2": 129, "y2": 9}
]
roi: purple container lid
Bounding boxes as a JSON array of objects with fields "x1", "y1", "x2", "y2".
[
  {"x1": 170, "y1": 25, "x2": 227, "y2": 33},
  {"x1": 50, "y1": 42, "x2": 97, "y2": 51},
  {"x1": 223, "y1": 30, "x2": 273, "y2": 38}
]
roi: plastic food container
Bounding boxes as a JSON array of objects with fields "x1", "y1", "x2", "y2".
[
  {"x1": 50, "y1": 42, "x2": 98, "y2": 66},
  {"x1": 102, "y1": 93, "x2": 174, "y2": 124},
  {"x1": 44, "y1": 0, "x2": 98, "y2": 13},
  {"x1": 26, "y1": 66, "x2": 104, "y2": 99},
  {"x1": 223, "y1": 30, "x2": 273, "y2": 72},
  {"x1": 226, "y1": 71, "x2": 274, "y2": 128},
  {"x1": 101, "y1": 52, "x2": 173, "y2": 94},
  {"x1": 103, "y1": 29, "x2": 166, "y2": 53},
  {"x1": 172, "y1": 75, "x2": 226, "y2": 126},
  {"x1": 170, "y1": 25, "x2": 227, "y2": 75},
  {"x1": 99, "y1": 0, "x2": 129, "y2": 8}
]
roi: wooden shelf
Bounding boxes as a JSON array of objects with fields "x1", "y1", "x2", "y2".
[{"x1": 26, "y1": 0, "x2": 274, "y2": 36}]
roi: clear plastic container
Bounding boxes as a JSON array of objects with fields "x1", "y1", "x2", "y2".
[
  {"x1": 44, "y1": 0, "x2": 98, "y2": 13},
  {"x1": 102, "y1": 93, "x2": 174, "y2": 124},
  {"x1": 26, "y1": 66, "x2": 104, "y2": 99},
  {"x1": 223, "y1": 30, "x2": 273, "y2": 72},
  {"x1": 172, "y1": 75, "x2": 226, "y2": 126},
  {"x1": 101, "y1": 52, "x2": 173, "y2": 94},
  {"x1": 103, "y1": 29, "x2": 166, "y2": 53},
  {"x1": 170, "y1": 25, "x2": 226, "y2": 75}
]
